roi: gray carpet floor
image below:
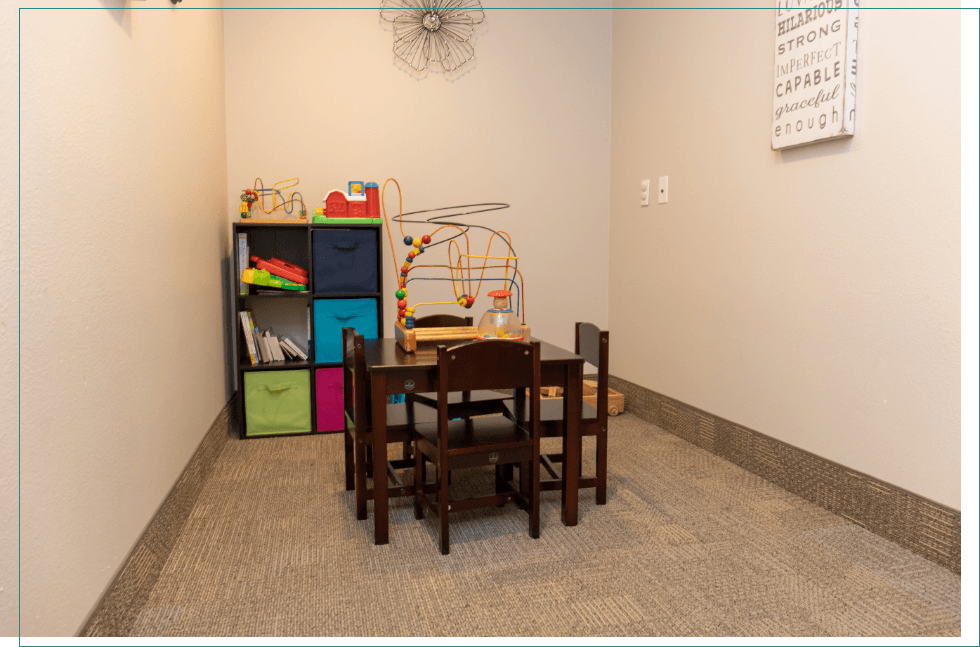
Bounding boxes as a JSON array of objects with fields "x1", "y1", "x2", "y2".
[{"x1": 129, "y1": 413, "x2": 960, "y2": 637}]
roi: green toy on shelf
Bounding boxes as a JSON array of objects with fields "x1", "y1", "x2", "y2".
[{"x1": 241, "y1": 268, "x2": 307, "y2": 291}]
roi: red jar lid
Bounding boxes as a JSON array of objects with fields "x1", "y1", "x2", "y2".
[{"x1": 487, "y1": 289, "x2": 512, "y2": 298}]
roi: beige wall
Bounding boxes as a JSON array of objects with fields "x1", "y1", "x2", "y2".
[
  {"x1": 12, "y1": 1, "x2": 229, "y2": 635},
  {"x1": 223, "y1": 1, "x2": 612, "y2": 350},
  {"x1": 0, "y1": 4, "x2": 18, "y2": 635},
  {"x1": 610, "y1": 5, "x2": 961, "y2": 508}
]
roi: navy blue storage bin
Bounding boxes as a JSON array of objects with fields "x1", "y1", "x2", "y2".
[
  {"x1": 312, "y1": 229, "x2": 378, "y2": 293},
  {"x1": 314, "y1": 298, "x2": 378, "y2": 363}
]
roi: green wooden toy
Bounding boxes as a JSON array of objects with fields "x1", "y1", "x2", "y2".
[{"x1": 241, "y1": 268, "x2": 307, "y2": 291}]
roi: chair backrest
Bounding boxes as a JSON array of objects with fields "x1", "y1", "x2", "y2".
[
  {"x1": 575, "y1": 322, "x2": 609, "y2": 420},
  {"x1": 342, "y1": 327, "x2": 367, "y2": 433},
  {"x1": 414, "y1": 313, "x2": 473, "y2": 328},
  {"x1": 435, "y1": 340, "x2": 541, "y2": 436}
]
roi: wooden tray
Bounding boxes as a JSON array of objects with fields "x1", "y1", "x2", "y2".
[
  {"x1": 530, "y1": 381, "x2": 625, "y2": 416},
  {"x1": 238, "y1": 218, "x2": 308, "y2": 224}
]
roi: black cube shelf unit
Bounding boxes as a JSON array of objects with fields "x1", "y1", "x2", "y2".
[{"x1": 233, "y1": 221, "x2": 385, "y2": 438}]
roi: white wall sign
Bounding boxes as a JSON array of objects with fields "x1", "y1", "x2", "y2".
[{"x1": 772, "y1": 0, "x2": 859, "y2": 150}]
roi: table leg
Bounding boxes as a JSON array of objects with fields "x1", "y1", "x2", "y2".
[
  {"x1": 505, "y1": 386, "x2": 527, "y2": 484},
  {"x1": 370, "y1": 373, "x2": 389, "y2": 545},
  {"x1": 562, "y1": 361, "x2": 583, "y2": 526}
]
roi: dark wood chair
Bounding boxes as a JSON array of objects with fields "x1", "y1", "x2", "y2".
[
  {"x1": 413, "y1": 313, "x2": 472, "y2": 329},
  {"x1": 412, "y1": 340, "x2": 542, "y2": 555},
  {"x1": 505, "y1": 322, "x2": 609, "y2": 504},
  {"x1": 343, "y1": 327, "x2": 438, "y2": 520},
  {"x1": 408, "y1": 314, "x2": 513, "y2": 417}
]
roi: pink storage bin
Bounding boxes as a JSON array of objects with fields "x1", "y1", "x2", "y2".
[{"x1": 316, "y1": 368, "x2": 344, "y2": 432}]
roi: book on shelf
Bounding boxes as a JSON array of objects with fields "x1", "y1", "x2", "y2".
[
  {"x1": 237, "y1": 233, "x2": 249, "y2": 296},
  {"x1": 245, "y1": 311, "x2": 264, "y2": 362},
  {"x1": 263, "y1": 331, "x2": 275, "y2": 361},
  {"x1": 265, "y1": 331, "x2": 285, "y2": 362},
  {"x1": 282, "y1": 337, "x2": 308, "y2": 360},
  {"x1": 245, "y1": 310, "x2": 269, "y2": 364},
  {"x1": 265, "y1": 332, "x2": 281, "y2": 362},
  {"x1": 279, "y1": 339, "x2": 296, "y2": 359},
  {"x1": 239, "y1": 311, "x2": 258, "y2": 365},
  {"x1": 258, "y1": 334, "x2": 273, "y2": 363}
]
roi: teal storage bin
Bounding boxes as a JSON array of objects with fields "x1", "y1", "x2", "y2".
[
  {"x1": 314, "y1": 298, "x2": 378, "y2": 364},
  {"x1": 244, "y1": 370, "x2": 311, "y2": 436}
]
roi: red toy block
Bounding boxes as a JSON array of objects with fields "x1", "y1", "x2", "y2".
[
  {"x1": 324, "y1": 190, "x2": 348, "y2": 218},
  {"x1": 349, "y1": 200, "x2": 367, "y2": 218},
  {"x1": 365, "y1": 182, "x2": 380, "y2": 218},
  {"x1": 250, "y1": 255, "x2": 309, "y2": 285},
  {"x1": 266, "y1": 256, "x2": 307, "y2": 278}
]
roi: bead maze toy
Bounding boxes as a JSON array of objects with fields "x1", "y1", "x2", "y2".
[
  {"x1": 239, "y1": 177, "x2": 307, "y2": 222},
  {"x1": 379, "y1": 179, "x2": 530, "y2": 352}
]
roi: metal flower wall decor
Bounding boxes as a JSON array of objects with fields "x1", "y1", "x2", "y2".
[{"x1": 380, "y1": 1, "x2": 486, "y2": 72}]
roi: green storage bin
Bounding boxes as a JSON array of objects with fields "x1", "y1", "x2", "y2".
[{"x1": 244, "y1": 370, "x2": 311, "y2": 436}]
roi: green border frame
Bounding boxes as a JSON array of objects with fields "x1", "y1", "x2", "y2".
[{"x1": 15, "y1": 5, "x2": 980, "y2": 647}]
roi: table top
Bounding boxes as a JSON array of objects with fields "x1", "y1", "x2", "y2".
[{"x1": 362, "y1": 337, "x2": 583, "y2": 372}]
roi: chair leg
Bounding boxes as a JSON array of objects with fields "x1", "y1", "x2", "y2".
[
  {"x1": 413, "y1": 444, "x2": 424, "y2": 520},
  {"x1": 354, "y1": 441, "x2": 368, "y2": 521},
  {"x1": 495, "y1": 464, "x2": 508, "y2": 506},
  {"x1": 344, "y1": 431, "x2": 355, "y2": 491},
  {"x1": 596, "y1": 427, "x2": 608, "y2": 505},
  {"x1": 531, "y1": 428, "x2": 541, "y2": 539},
  {"x1": 439, "y1": 461, "x2": 450, "y2": 555},
  {"x1": 529, "y1": 458, "x2": 540, "y2": 539}
]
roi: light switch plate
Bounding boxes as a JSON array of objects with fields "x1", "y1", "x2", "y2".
[
  {"x1": 658, "y1": 176, "x2": 668, "y2": 204},
  {"x1": 641, "y1": 179, "x2": 650, "y2": 207}
]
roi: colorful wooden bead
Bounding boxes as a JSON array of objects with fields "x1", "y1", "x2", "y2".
[
  {"x1": 416, "y1": 246, "x2": 424, "y2": 254},
  {"x1": 465, "y1": 296, "x2": 476, "y2": 307},
  {"x1": 421, "y1": 234, "x2": 431, "y2": 244},
  {"x1": 397, "y1": 299, "x2": 407, "y2": 308},
  {"x1": 406, "y1": 307, "x2": 415, "y2": 314},
  {"x1": 398, "y1": 308, "x2": 406, "y2": 318},
  {"x1": 405, "y1": 256, "x2": 413, "y2": 264},
  {"x1": 412, "y1": 238, "x2": 422, "y2": 247},
  {"x1": 395, "y1": 289, "x2": 405, "y2": 299},
  {"x1": 408, "y1": 250, "x2": 416, "y2": 259},
  {"x1": 403, "y1": 235, "x2": 413, "y2": 245},
  {"x1": 457, "y1": 294, "x2": 468, "y2": 306},
  {"x1": 405, "y1": 317, "x2": 414, "y2": 329}
]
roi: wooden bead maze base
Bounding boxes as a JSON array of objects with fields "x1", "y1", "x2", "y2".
[{"x1": 395, "y1": 320, "x2": 531, "y2": 353}]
